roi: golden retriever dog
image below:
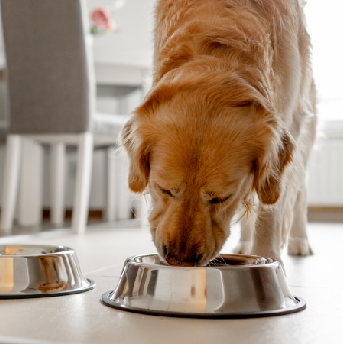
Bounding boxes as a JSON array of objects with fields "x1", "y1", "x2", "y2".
[{"x1": 121, "y1": 0, "x2": 316, "y2": 267}]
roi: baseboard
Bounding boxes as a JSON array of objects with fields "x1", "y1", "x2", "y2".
[
  {"x1": 42, "y1": 208, "x2": 136, "y2": 221},
  {"x1": 42, "y1": 208, "x2": 103, "y2": 222},
  {"x1": 308, "y1": 207, "x2": 343, "y2": 223}
]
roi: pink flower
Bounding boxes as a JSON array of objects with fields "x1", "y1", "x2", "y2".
[{"x1": 91, "y1": 7, "x2": 113, "y2": 31}]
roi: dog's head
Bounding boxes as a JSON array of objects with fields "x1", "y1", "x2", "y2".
[{"x1": 121, "y1": 63, "x2": 294, "y2": 266}]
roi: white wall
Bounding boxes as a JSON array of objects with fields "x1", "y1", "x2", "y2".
[
  {"x1": 305, "y1": 0, "x2": 343, "y2": 103},
  {"x1": 87, "y1": 0, "x2": 156, "y2": 65}
]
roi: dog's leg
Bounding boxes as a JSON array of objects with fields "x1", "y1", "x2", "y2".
[
  {"x1": 287, "y1": 182, "x2": 313, "y2": 255},
  {"x1": 288, "y1": 112, "x2": 316, "y2": 256},
  {"x1": 234, "y1": 214, "x2": 253, "y2": 254},
  {"x1": 251, "y1": 201, "x2": 283, "y2": 264}
]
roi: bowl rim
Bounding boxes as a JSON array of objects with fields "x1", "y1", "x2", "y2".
[
  {"x1": 0, "y1": 244, "x2": 74, "y2": 258},
  {"x1": 128, "y1": 253, "x2": 279, "y2": 270}
]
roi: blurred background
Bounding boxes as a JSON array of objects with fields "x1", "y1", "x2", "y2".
[
  {"x1": 303, "y1": 0, "x2": 343, "y2": 222},
  {"x1": 0, "y1": 0, "x2": 341, "y2": 236}
]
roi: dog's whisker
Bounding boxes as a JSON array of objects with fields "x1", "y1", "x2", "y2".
[{"x1": 218, "y1": 254, "x2": 227, "y2": 265}]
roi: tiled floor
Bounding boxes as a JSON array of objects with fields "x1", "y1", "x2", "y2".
[{"x1": 0, "y1": 222, "x2": 342, "y2": 344}]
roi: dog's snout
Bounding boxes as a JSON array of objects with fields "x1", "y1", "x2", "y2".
[
  {"x1": 165, "y1": 255, "x2": 199, "y2": 267},
  {"x1": 164, "y1": 247, "x2": 203, "y2": 267}
]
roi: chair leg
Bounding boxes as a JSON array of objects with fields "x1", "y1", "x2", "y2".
[
  {"x1": 18, "y1": 138, "x2": 43, "y2": 227},
  {"x1": 51, "y1": 143, "x2": 65, "y2": 226},
  {"x1": 1, "y1": 135, "x2": 21, "y2": 235},
  {"x1": 105, "y1": 146, "x2": 116, "y2": 222},
  {"x1": 72, "y1": 133, "x2": 93, "y2": 234}
]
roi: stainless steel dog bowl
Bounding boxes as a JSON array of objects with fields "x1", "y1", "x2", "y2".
[
  {"x1": 102, "y1": 253, "x2": 305, "y2": 318},
  {"x1": 0, "y1": 245, "x2": 95, "y2": 298}
]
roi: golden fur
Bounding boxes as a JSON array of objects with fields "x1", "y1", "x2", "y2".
[{"x1": 121, "y1": 0, "x2": 316, "y2": 266}]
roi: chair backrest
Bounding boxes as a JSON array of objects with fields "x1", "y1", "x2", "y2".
[{"x1": 1, "y1": 0, "x2": 95, "y2": 134}]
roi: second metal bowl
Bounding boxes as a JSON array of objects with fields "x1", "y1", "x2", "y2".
[
  {"x1": 102, "y1": 253, "x2": 305, "y2": 318},
  {"x1": 0, "y1": 245, "x2": 95, "y2": 298}
]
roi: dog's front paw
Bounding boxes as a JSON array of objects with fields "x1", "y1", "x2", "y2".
[
  {"x1": 233, "y1": 241, "x2": 252, "y2": 255},
  {"x1": 287, "y1": 237, "x2": 313, "y2": 256}
]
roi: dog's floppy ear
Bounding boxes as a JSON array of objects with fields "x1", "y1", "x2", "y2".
[
  {"x1": 253, "y1": 128, "x2": 295, "y2": 205},
  {"x1": 120, "y1": 117, "x2": 150, "y2": 193}
]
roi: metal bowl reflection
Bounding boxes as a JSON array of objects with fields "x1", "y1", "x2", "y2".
[
  {"x1": 0, "y1": 245, "x2": 95, "y2": 298},
  {"x1": 102, "y1": 253, "x2": 305, "y2": 318}
]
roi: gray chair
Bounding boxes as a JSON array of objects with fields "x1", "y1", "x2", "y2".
[
  {"x1": 0, "y1": 0, "x2": 129, "y2": 234},
  {"x1": 0, "y1": 70, "x2": 8, "y2": 143}
]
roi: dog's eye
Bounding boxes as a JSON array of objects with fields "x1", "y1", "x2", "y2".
[
  {"x1": 156, "y1": 184, "x2": 173, "y2": 197},
  {"x1": 210, "y1": 195, "x2": 232, "y2": 204},
  {"x1": 162, "y1": 189, "x2": 173, "y2": 197}
]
